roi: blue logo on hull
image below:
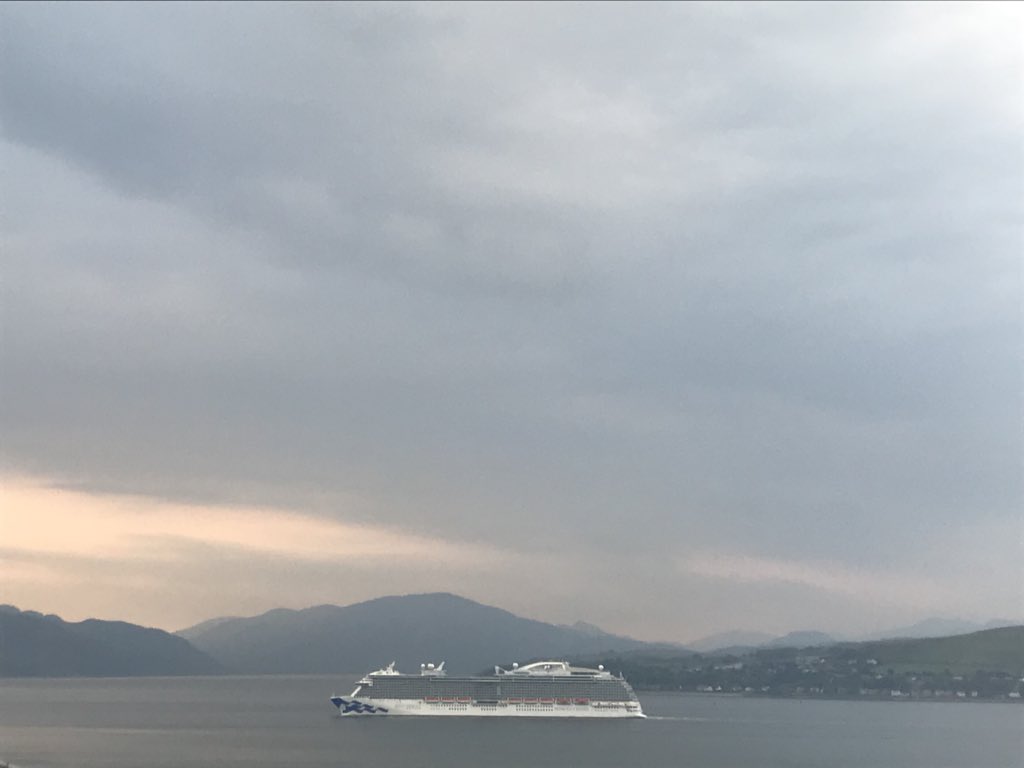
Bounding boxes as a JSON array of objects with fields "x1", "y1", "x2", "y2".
[{"x1": 332, "y1": 697, "x2": 388, "y2": 714}]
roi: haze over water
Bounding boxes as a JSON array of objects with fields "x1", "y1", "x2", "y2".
[{"x1": 1, "y1": 676, "x2": 1021, "y2": 768}]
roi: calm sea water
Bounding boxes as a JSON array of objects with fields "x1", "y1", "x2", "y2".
[{"x1": 0, "y1": 675, "x2": 1020, "y2": 768}]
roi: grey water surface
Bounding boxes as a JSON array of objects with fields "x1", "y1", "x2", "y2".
[{"x1": 1, "y1": 676, "x2": 1020, "y2": 768}]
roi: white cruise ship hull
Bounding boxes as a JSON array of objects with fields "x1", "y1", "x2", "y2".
[
  {"x1": 331, "y1": 659, "x2": 646, "y2": 718},
  {"x1": 331, "y1": 695, "x2": 645, "y2": 718}
]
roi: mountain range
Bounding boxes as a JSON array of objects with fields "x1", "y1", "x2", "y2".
[
  {"x1": 177, "y1": 592, "x2": 683, "y2": 674},
  {"x1": 0, "y1": 605, "x2": 222, "y2": 677},
  {"x1": 3, "y1": 593, "x2": 1020, "y2": 679}
]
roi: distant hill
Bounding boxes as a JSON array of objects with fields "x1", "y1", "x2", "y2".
[
  {"x1": 860, "y1": 617, "x2": 1022, "y2": 642},
  {"x1": 176, "y1": 615, "x2": 241, "y2": 642},
  {"x1": 687, "y1": 629, "x2": 832, "y2": 654},
  {"x1": 178, "y1": 592, "x2": 683, "y2": 674},
  {"x1": 0, "y1": 605, "x2": 223, "y2": 678},
  {"x1": 689, "y1": 630, "x2": 774, "y2": 653},
  {"x1": 688, "y1": 618, "x2": 1022, "y2": 654},
  {"x1": 765, "y1": 630, "x2": 835, "y2": 649},
  {"x1": 565, "y1": 620, "x2": 614, "y2": 638},
  {"x1": 587, "y1": 625, "x2": 1024, "y2": 694},
  {"x1": 852, "y1": 626, "x2": 1024, "y2": 674}
]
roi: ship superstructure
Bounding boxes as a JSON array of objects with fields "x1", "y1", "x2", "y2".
[{"x1": 330, "y1": 660, "x2": 645, "y2": 718}]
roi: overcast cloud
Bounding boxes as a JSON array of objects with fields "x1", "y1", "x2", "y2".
[{"x1": 1, "y1": 2, "x2": 1021, "y2": 639}]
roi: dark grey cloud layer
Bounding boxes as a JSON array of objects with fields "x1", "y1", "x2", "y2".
[{"x1": 2, "y1": 2, "x2": 1021, "y2": 633}]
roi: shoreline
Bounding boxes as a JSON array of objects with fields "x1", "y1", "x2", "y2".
[{"x1": 638, "y1": 690, "x2": 1024, "y2": 705}]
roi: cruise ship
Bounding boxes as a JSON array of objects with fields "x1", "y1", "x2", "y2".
[{"x1": 330, "y1": 660, "x2": 645, "y2": 718}]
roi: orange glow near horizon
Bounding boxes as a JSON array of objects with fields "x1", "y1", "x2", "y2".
[
  {"x1": 1, "y1": 475, "x2": 513, "y2": 562},
  {"x1": 0, "y1": 474, "x2": 514, "y2": 628}
]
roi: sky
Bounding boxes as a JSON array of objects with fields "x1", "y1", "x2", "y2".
[{"x1": 1, "y1": 2, "x2": 1022, "y2": 643}]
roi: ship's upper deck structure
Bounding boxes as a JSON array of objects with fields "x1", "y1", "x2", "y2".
[{"x1": 354, "y1": 660, "x2": 636, "y2": 702}]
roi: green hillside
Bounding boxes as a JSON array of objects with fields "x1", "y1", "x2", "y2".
[
  {"x1": 855, "y1": 626, "x2": 1024, "y2": 674},
  {"x1": 589, "y1": 625, "x2": 1024, "y2": 699}
]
